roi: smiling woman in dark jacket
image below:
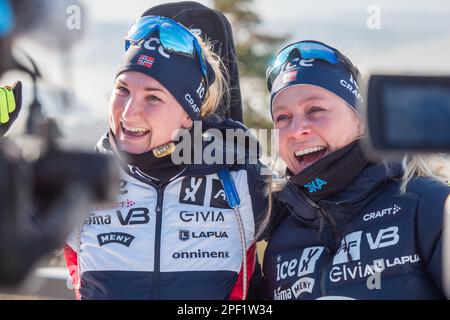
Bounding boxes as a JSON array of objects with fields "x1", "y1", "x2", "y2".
[{"x1": 259, "y1": 40, "x2": 450, "y2": 300}]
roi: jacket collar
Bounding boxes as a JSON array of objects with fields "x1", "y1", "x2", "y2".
[{"x1": 277, "y1": 162, "x2": 403, "y2": 230}]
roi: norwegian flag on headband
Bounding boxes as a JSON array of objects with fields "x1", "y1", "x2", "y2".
[
  {"x1": 137, "y1": 55, "x2": 155, "y2": 69},
  {"x1": 282, "y1": 70, "x2": 298, "y2": 84}
]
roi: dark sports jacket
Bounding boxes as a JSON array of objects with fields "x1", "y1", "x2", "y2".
[{"x1": 262, "y1": 163, "x2": 450, "y2": 300}]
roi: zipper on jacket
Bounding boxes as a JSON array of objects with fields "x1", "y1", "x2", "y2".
[
  {"x1": 319, "y1": 246, "x2": 331, "y2": 297},
  {"x1": 315, "y1": 202, "x2": 335, "y2": 298},
  {"x1": 152, "y1": 186, "x2": 164, "y2": 299},
  {"x1": 128, "y1": 166, "x2": 169, "y2": 300}
]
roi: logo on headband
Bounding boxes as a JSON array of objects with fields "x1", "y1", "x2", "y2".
[
  {"x1": 340, "y1": 74, "x2": 363, "y2": 103},
  {"x1": 286, "y1": 58, "x2": 315, "y2": 71},
  {"x1": 185, "y1": 93, "x2": 200, "y2": 116},
  {"x1": 196, "y1": 80, "x2": 206, "y2": 100},
  {"x1": 282, "y1": 70, "x2": 298, "y2": 84},
  {"x1": 272, "y1": 70, "x2": 298, "y2": 92},
  {"x1": 137, "y1": 55, "x2": 155, "y2": 69},
  {"x1": 134, "y1": 37, "x2": 171, "y2": 59}
]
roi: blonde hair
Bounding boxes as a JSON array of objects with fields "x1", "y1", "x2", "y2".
[
  {"x1": 255, "y1": 174, "x2": 282, "y2": 241},
  {"x1": 396, "y1": 154, "x2": 450, "y2": 194},
  {"x1": 195, "y1": 36, "x2": 230, "y2": 119},
  {"x1": 255, "y1": 153, "x2": 286, "y2": 241}
]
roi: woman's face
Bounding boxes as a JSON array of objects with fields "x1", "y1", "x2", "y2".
[
  {"x1": 273, "y1": 85, "x2": 364, "y2": 175},
  {"x1": 109, "y1": 71, "x2": 192, "y2": 154}
]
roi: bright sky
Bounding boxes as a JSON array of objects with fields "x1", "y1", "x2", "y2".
[
  {"x1": 82, "y1": 0, "x2": 450, "y2": 72},
  {"x1": 4, "y1": 0, "x2": 450, "y2": 147}
]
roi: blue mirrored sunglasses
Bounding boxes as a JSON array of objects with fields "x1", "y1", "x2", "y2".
[
  {"x1": 266, "y1": 40, "x2": 340, "y2": 91},
  {"x1": 125, "y1": 15, "x2": 209, "y2": 88}
]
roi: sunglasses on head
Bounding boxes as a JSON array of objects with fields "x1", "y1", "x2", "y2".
[
  {"x1": 266, "y1": 40, "x2": 344, "y2": 92},
  {"x1": 125, "y1": 15, "x2": 209, "y2": 89}
]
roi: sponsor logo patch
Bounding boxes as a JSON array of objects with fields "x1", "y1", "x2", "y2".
[
  {"x1": 363, "y1": 205, "x2": 401, "y2": 221},
  {"x1": 116, "y1": 207, "x2": 150, "y2": 225},
  {"x1": 291, "y1": 277, "x2": 315, "y2": 298},
  {"x1": 84, "y1": 214, "x2": 111, "y2": 225},
  {"x1": 172, "y1": 250, "x2": 230, "y2": 259},
  {"x1": 333, "y1": 231, "x2": 362, "y2": 265},
  {"x1": 329, "y1": 254, "x2": 420, "y2": 283},
  {"x1": 179, "y1": 176, "x2": 206, "y2": 206},
  {"x1": 276, "y1": 246, "x2": 324, "y2": 281},
  {"x1": 209, "y1": 178, "x2": 229, "y2": 208},
  {"x1": 97, "y1": 232, "x2": 135, "y2": 247},
  {"x1": 179, "y1": 211, "x2": 225, "y2": 223},
  {"x1": 137, "y1": 54, "x2": 155, "y2": 69},
  {"x1": 179, "y1": 230, "x2": 229, "y2": 241}
]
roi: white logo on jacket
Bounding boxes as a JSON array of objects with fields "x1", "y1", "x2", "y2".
[
  {"x1": 366, "y1": 226, "x2": 400, "y2": 249},
  {"x1": 363, "y1": 204, "x2": 401, "y2": 221},
  {"x1": 329, "y1": 254, "x2": 419, "y2": 283},
  {"x1": 183, "y1": 177, "x2": 204, "y2": 202},
  {"x1": 333, "y1": 231, "x2": 363, "y2": 265},
  {"x1": 276, "y1": 246, "x2": 324, "y2": 281}
]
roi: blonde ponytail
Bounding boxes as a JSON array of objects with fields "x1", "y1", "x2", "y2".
[{"x1": 195, "y1": 36, "x2": 229, "y2": 119}]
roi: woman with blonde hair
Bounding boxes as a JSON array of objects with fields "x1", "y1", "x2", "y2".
[
  {"x1": 259, "y1": 40, "x2": 450, "y2": 299},
  {"x1": 64, "y1": 16, "x2": 267, "y2": 300}
]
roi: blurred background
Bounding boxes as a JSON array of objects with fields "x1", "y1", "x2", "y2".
[
  {"x1": 3, "y1": 0, "x2": 450, "y2": 146},
  {"x1": 1, "y1": 0, "x2": 449, "y2": 299}
]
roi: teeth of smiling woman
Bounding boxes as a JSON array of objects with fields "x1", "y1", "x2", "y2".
[
  {"x1": 122, "y1": 124, "x2": 149, "y2": 133},
  {"x1": 294, "y1": 146, "x2": 325, "y2": 157}
]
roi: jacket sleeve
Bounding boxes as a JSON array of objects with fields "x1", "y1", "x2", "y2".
[
  {"x1": 64, "y1": 227, "x2": 82, "y2": 300},
  {"x1": 64, "y1": 244, "x2": 80, "y2": 300},
  {"x1": 415, "y1": 180, "x2": 450, "y2": 296}
]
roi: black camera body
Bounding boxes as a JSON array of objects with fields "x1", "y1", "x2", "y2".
[
  {"x1": 364, "y1": 74, "x2": 450, "y2": 153},
  {"x1": 0, "y1": 143, "x2": 118, "y2": 286}
]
